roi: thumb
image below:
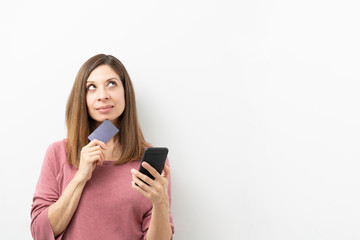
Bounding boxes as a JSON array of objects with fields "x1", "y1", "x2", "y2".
[{"x1": 162, "y1": 164, "x2": 170, "y2": 178}]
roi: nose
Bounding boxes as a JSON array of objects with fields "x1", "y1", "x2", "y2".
[{"x1": 97, "y1": 87, "x2": 109, "y2": 101}]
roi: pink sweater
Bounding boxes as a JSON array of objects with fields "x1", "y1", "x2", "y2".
[{"x1": 30, "y1": 139, "x2": 174, "y2": 240}]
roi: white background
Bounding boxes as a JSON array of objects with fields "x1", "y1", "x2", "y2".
[{"x1": 1, "y1": 0, "x2": 360, "y2": 239}]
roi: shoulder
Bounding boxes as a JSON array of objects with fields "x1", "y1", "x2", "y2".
[
  {"x1": 47, "y1": 138, "x2": 66, "y2": 152},
  {"x1": 43, "y1": 138, "x2": 68, "y2": 173},
  {"x1": 45, "y1": 139, "x2": 67, "y2": 158}
]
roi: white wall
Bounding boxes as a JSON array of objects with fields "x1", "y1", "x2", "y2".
[{"x1": 1, "y1": 0, "x2": 360, "y2": 239}]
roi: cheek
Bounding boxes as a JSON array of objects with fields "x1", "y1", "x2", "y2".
[{"x1": 114, "y1": 90, "x2": 125, "y2": 106}]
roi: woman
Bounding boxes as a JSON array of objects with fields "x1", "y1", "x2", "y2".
[{"x1": 30, "y1": 54, "x2": 174, "y2": 240}]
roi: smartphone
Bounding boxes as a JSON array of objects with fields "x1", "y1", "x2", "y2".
[{"x1": 139, "y1": 147, "x2": 169, "y2": 180}]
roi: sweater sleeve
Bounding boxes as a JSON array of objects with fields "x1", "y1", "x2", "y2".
[
  {"x1": 30, "y1": 143, "x2": 63, "y2": 240},
  {"x1": 142, "y1": 159, "x2": 175, "y2": 239}
]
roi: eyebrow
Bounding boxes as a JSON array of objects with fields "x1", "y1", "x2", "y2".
[{"x1": 86, "y1": 78, "x2": 120, "y2": 84}]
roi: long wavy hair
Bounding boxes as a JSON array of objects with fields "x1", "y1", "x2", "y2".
[{"x1": 65, "y1": 54, "x2": 149, "y2": 167}]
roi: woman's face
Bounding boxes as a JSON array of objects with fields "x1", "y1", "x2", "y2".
[{"x1": 86, "y1": 64, "x2": 125, "y2": 126}]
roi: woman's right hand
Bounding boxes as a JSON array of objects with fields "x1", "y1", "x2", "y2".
[{"x1": 76, "y1": 139, "x2": 108, "y2": 182}]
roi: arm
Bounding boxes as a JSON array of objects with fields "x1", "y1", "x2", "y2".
[
  {"x1": 131, "y1": 163, "x2": 173, "y2": 240},
  {"x1": 146, "y1": 195, "x2": 172, "y2": 240},
  {"x1": 47, "y1": 173, "x2": 87, "y2": 237},
  {"x1": 31, "y1": 143, "x2": 61, "y2": 240},
  {"x1": 48, "y1": 139, "x2": 107, "y2": 237},
  {"x1": 31, "y1": 139, "x2": 107, "y2": 239}
]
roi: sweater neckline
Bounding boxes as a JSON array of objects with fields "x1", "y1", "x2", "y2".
[{"x1": 101, "y1": 160, "x2": 118, "y2": 166}]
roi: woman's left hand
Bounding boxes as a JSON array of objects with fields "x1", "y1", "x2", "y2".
[{"x1": 131, "y1": 162, "x2": 170, "y2": 206}]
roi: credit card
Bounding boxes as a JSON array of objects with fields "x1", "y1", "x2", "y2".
[{"x1": 88, "y1": 119, "x2": 119, "y2": 143}]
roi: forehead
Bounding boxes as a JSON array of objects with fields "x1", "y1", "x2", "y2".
[{"x1": 87, "y1": 65, "x2": 120, "y2": 82}]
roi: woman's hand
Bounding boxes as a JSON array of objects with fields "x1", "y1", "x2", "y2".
[
  {"x1": 131, "y1": 162, "x2": 170, "y2": 206},
  {"x1": 76, "y1": 139, "x2": 108, "y2": 182}
]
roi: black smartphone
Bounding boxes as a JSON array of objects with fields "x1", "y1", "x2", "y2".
[{"x1": 139, "y1": 147, "x2": 169, "y2": 180}]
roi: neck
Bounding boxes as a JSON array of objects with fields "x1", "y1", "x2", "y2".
[
  {"x1": 107, "y1": 137, "x2": 118, "y2": 148},
  {"x1": 105, "y1": 136, "x2": 121, "y2": 159}
]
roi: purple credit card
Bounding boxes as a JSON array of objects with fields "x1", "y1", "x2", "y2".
[{"x1": 88, "y1": 119, "x2": 119, "y2": 143}]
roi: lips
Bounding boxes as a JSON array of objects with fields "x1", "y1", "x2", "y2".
[{"x1": 96, "y1": 105, "x2": 113, "y2": 110}]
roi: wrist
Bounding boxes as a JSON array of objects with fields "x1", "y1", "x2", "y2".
[
  {"x1": 73, "y1": 171, "x2": 88, "y2": 185},
  {"x1": 153, "y1": 197, "x2": 170, "y2": 212}
]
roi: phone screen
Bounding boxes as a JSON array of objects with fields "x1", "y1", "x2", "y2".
[{"x1": 138, "y1": 147, "x2": 168, "y2": 180}]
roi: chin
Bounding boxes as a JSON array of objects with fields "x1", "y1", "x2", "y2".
[
  {"x1": 96, "y1": 115, "x2": 121, "y2": 122},
  {"x1": 90, "y1": 111, "x2": 123, "y2": 122},
  {"x1": 90, "y1": 115, "x2": 109, "y2": 123}
]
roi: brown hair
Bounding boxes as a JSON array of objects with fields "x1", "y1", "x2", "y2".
[{"x1": 65, "y1": 54, "x2": 149, "y2": 167}]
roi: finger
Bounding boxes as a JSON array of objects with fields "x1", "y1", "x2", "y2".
[
  {"x1": 101, "y1": 150, "x2": 105, "y2": 163},
  {"x1": 88, "y1": 145, "x2": 102, "y2": 151},
  {"x1": 88, "y1": 146, "x2": 105, "y2": 164},
  {"x1": 96, "y1": 151, "x2": 105, "y2": 165},
  {"x1": 89, "y1": 139, "x2": 108, "y2": 150},
  {"x1": 90, "y1": 145, "x2": 105, "y2": 155},
  {"x1": 96, "y1": 140, "x2": 108, "y2": 150},
  {"x1": 132, "y1": 174, "x2": 151, "y2": 191},
  {"x1": 87, "y1": 150, "x2": 104, "y2": 160},
  {"x1": 89, "y1": 150, "x2": 103, "y2": 158},
  {"x1": 88, "y1": 155, "x2": 102, "y2": 164},
  {"x1": 130, "y1": 168, "x2": 153, "y2": 186},
  {"x1": 162, "y1": 164, "x2": 170, "y2": 179},
  {"x1": 131, "y1": 179, "x2": 150, "y2": 197},
  {"x1": 142, "y1": 162, "x2": 161, "y2": 180}
]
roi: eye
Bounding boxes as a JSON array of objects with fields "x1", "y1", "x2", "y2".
[
  {"x1": 108, "y1": 81, "x2": 117, "y2": 87},
  {"x1": 87, "y1": 84, "x2": 96, "y2": 91}
]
